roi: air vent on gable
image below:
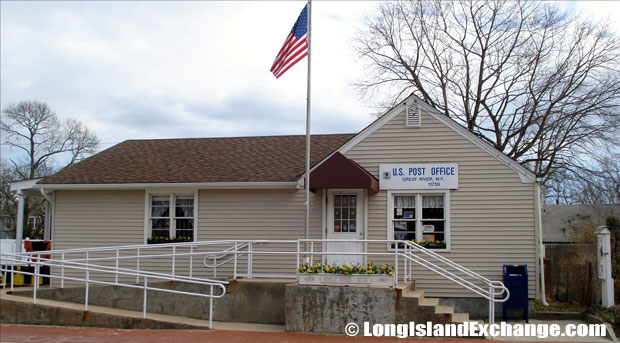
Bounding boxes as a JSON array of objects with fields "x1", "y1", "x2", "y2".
[{"x1": 405, "y1": 101, "x2": 421, "y2": 127}]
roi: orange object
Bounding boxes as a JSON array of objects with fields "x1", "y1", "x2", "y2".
[{"x1": 24, "y1": 240, "x2": 51, "y2": 262}]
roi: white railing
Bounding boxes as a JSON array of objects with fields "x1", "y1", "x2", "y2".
[
  {"x1": 1, "y1": 239, "x2": 510, "y2": 326},
  {"x1": 0, "y1": 252, "x2": 227, "y2": 328},
  {"x1": 203, "y1": 242, "x2": 250, "y2": 279}
]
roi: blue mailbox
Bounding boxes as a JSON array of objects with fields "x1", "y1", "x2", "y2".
[{"x1": 503, "y1": 264, "x2": 528, "y2": 322}]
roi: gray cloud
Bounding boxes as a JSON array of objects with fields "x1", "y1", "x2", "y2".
[{"x1": 98, "y1": 92, "x2": 363, "y2": 142}]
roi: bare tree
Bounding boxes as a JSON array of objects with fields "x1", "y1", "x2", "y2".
[
  {"x1": 1, "y1": 100, "x2": 99, "y2": 179},
  {"x1": 546, "y1": 146, "x2": 620, "y2": 204},
  {"x1": 0, "y1": 160, "x2": 19, "y2": 237},
  {"x1": 1, "y1": 100, "x2": 99, "y2": 239},
  {"x1": 0, "y1": 160, "x2": 45, "y2": 238},
  {"x1": 355, "y1": 0, "x2": 620, "y2": 179}
]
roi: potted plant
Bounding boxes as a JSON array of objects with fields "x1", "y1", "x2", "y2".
[
  {"x1": 413, "y1": 239, "x2": 446, "y2": 249},
  {"x1": 296, "y1": 260, "x2": 396, "y2": 287},
  {"x1": 147, "y1": 236, "x2": 192, "y2": 244}
]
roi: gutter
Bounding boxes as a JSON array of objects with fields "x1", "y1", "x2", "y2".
[{"x1": 34, "y1": 181, "x2": 299, "y2": 190}]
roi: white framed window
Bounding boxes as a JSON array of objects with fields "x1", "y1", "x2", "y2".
[
  {"x1": 333, "y1": 194, "x2": 358, "y2": 233},
  {"x1": 387, "y1": 191, "x2": 450, "y2": 250},
  {"x1": 146, "y1": 191, "x2": 198, "y2": 243},
  {"x1": 28, "y1": 216, "x2": 41, "y2": 230}
]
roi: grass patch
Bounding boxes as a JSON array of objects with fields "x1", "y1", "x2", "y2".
[{"x1": 534, "y1": 300, "x2": 587, "y2": 313}]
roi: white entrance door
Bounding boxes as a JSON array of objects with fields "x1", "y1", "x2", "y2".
[{"x1": 326, "y1": 190, "x2": 365, "y2": 266}]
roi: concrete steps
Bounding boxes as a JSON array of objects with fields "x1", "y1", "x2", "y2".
[
  {"x1": 399, "y1": 284, "x2": 472, "y2": 326},
  {"x1": 450, "y1": 312, "x2": 470, "y2": 323},
  {"x1": 0, "y1": 289, "x2": 285, "y2": 332}
]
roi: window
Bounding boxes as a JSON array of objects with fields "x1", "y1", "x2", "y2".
[
  {"x1": 421, "y1": 195, "x2": 445, "y2": 242},
  {"x1": 174, "y1": 195, "x2": 194, "y2": 238},
  {"x1": 393, "y1": 196, "x2": 416, "y2": 241},
  {"x1": 150, "y1": 196, "x2": 170, "y2": 239},
  {"x1": 333, "y1": 194, "x2": 357, "y2": 233},
  {"x1": 28, "y1": 216, "x2": 41, "y2": 230},
  {"x1": 148, "y1": 193, "x2": 196, "y2": 242},
  {"x1": 389, "y1": 192, "x2": 449, "y2": 250}
]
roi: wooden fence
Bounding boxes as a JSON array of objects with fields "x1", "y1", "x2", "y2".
[{"x1": 544, "y1": 242, "x2": 600, "y2": 306}]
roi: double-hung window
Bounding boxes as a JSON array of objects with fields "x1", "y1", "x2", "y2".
[
  {"x1": 389, "y1": 192, "x2": 449, "y2": 250},
  {"x1": 148, "y1": 193, "x2": 196, "y2": 242},
  {"x1": 393, "y1": 195, "x2": 416, "y2": 241},
  {"x1": 421, "y1": 195, "x2": 445, "y2": 242}
]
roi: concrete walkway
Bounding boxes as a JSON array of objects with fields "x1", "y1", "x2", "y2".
[
  {"x1": 0, "y1": 324, "x2": 553, "y2": 343},
  {"x1": 1, "y1": 288, "x2": 614, "y2": 342},
  {"x1": 491, "y1": 319, "x2": 612, "y2": 342},
  {"x1": 0, "y1": 324, "x2": 613, "y2": 343}
]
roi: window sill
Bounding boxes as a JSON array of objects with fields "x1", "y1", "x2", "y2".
[
  {"x1": 147, "y1": 238, "x2": 194, "y2": 245},
  {"x1": 388, "y1": 245, "x2": 451, "y2": 253}
]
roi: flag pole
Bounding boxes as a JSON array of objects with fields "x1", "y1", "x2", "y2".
[{"x1": 304, "y1": 0, "x2": 312, "y2": 258}]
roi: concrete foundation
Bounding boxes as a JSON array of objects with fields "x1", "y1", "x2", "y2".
[
  {"x1": 285, "y1": 284, "x2": 453, "y2": 334},
  {"x1": 11, "y1": 279, "x2": 293, "y2": 324},
  {"x1": 0, "y1": 297, "x2": 209, "y2": 329},
  {"x1": 6, "y1": 280, "x2": 507, "y2": 334}
]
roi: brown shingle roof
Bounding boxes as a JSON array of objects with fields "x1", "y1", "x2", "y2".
[{"x1": 39, "y1": 134, "x2": 355, "y2": 184}]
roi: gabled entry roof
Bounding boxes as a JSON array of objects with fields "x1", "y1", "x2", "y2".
[{"x1": 309, "y1": 152, "x2": 378, "y2": 193}]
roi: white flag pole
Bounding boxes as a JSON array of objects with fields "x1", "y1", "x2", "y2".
[{"x1": 304, "y1": 0, "x2": 312, "y2": 258}]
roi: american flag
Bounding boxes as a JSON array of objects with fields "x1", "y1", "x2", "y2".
[{"x1": 270, "y1": 5, "x2": 308, "y2": 79}]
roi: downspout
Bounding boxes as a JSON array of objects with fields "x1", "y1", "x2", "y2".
[
  {"x1": 15, "y1": 191, "x2": 25, "y2": 253},
  {"x1": 40, "y1": 188, "x2": 52, "y2": 203},
  {"x1": 40, "y1": 188, "x2": 53, "y2": 241},
  {"x1": 535, "y1": 179, "x2": 549, "y2": 306}
]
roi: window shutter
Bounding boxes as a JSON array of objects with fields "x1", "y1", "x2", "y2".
[{"x1": 405, "y1": 101, "x2": 421, "y2": 127}]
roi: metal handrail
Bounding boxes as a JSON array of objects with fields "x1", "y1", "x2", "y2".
[
  {"x1": 202, "y1": 242, "x2": 251, "y2": 278},
  {"x1": 3, "y1": 238, "x2": 511, "y2": 326},
  {"x1": 296, "y1": 238, "x2": 509, "y2": 326},
  {"x1": 14, "y1": 240, "x2": 246, "y2": 256},
  {"x1": 399, "y1": 240, "x2": 510, "y2": 300},
  {"x1": 203, "y1": 242, "x2": 250, "y2": 267},
  {"x1": 0, "y1": 252, "x2": 226, "y2": 328}
]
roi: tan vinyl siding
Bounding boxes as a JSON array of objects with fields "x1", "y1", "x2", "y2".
[
  {"x1": 346, "y1": 110, "x2": 537, "y2": 298},
  {"x1": 52, "y1": 190, "x2": 145, "y2": 249},
  {"x1": 51, "y1": 188, "x2": 321, "y2": 285},
  {"x1": 51, "y1": 190, "x2": 145, "y2": 286},
  {"x1": 197, "y1": 189, "x2": 322, "y2": 276}
]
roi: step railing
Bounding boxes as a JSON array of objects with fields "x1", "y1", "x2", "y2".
[
  {"x1": 0, "y1": 252, "x2": 227, "y2": 328},
  {"x1": 203, "y1": 242, "x2": 250, "y2": 278},
  {"x1": 399, "y1": 239, "x2": 509, "y2": 325},
  {"x1": 2, "y1": 238, "x2": 510, "y2": 326}
]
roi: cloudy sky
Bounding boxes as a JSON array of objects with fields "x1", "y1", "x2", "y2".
[{"x1": 1, "y1": 1, "x2": 618, "y2": 162}]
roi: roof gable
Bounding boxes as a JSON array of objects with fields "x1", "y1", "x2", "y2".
[{"x1": 328, "y1": 94, "x2": 536, "y2": 184}]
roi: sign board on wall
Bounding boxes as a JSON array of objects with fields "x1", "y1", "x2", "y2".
[{"x1": 379, "y1": 164, "x2": 458, "y2": 190}]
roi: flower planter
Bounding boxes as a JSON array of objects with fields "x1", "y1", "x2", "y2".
[{"x1": 297, "y1": 273, "x2": 396, "y2": 287}]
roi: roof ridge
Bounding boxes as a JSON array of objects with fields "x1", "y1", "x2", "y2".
[{"x1": 124, "y1": 133, "x2": 355, "y2": 142}]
